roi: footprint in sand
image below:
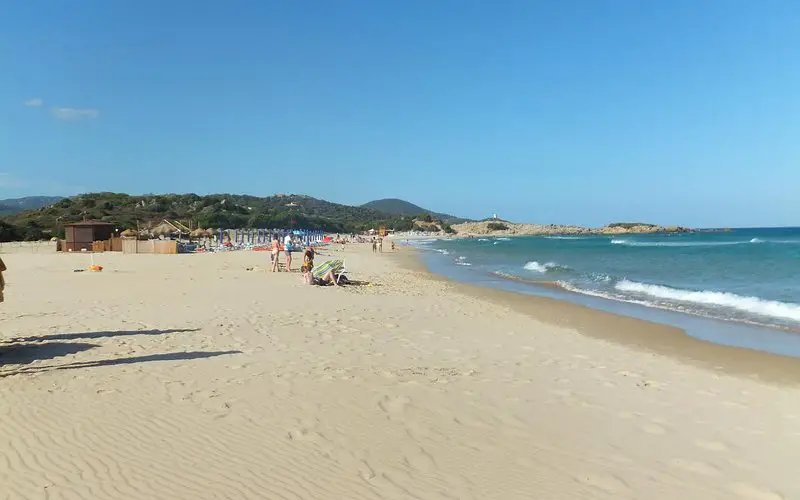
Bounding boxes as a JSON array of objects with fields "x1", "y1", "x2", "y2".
[
  {"x1": 575, "y1": 473, "x2": 630, "y2": 494},
  {"x1": 378, "y1": 395, "x2": 411, "y2": 416},
  {"x1": 727, "y1": 483, "x2": 785, "y2": 500},
  {"x1": 694, "y1": 440, "x2": 729, "y2": 452},
  {"x1": 668, "y1": 458, "x2": 721, "y2": 476},
  {"x1": 402, "y1": 446, "x2": 437, "y2": 473},
  {"x1": 641, "y1": 423, "x2": 667, "y2": 435}
]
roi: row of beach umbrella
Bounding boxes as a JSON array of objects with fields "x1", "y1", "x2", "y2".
[{"x1": 119, "y1": 226, "x2": 214, "y2": 239}]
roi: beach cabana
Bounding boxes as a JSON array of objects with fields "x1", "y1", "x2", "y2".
[{"x1": 64, "y1": 221, "x2": 115, "y2": 252}]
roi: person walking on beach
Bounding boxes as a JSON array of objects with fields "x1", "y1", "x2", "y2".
[
  {"x1": 271, "y1": 235, "x2": 280, "y2": 272},
  {"x1": 283, "y1": 233, "x2": 294, "y2": 272},
  {"x1": 372, "y1": 238, "x2": 377, "y2": 253},
  {"x1": 378, "y1": 237, "x2": 383, "y2": 253}
]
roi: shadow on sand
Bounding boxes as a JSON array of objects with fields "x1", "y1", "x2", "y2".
[
  {"x1": 0, "y1": 328, "x2": 239, "y2": 378},
  {"x1": 10, "y1": 328, "x2": 199, "y2": 343},
  {"x1": 1, "y1": 348, "x2": 241, "y2": 378},
  {"x1": 0, "y1": 341, "x2": 99, "y2": 365}
]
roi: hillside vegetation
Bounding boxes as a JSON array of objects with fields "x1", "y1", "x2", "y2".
[
  {"x1": 0, "y1": 192, "x2": 422, "y2": 241},
  {"x1": 0, "y1": 196, "x2": 63, "y2": 216},
  {"x1": 362, "y1": 198, "x2": 467, "y2": 223}
]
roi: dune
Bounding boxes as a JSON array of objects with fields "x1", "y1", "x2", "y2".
[{"x1": 0, "y1": 243, "x2": 798, "y2": 499}]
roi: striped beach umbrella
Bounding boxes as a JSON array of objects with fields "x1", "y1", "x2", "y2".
[{"x1": 312, "y1": 259, "x2": 344, "y2": 280}]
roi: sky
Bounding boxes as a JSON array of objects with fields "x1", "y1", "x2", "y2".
[{"x1": 2, "y1": 0, "x2": 799, "y2": 227}]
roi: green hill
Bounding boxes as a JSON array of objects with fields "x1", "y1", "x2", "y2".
[
  {"x1": 0, "y1": 192, "x2": 420, "y2": 241},
  {"x1": 362, "y1": 198, "x2": 467, "y2": 223},
  {"x1": 0, "y1": 196, "x2": 63, "y2": 215}
]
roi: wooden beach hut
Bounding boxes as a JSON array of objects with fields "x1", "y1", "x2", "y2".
[{"x1": 64, "y1": 221, "x2": 115, "y2": 252}]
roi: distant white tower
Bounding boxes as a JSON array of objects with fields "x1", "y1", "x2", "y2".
[{"x1": 493, "y1": 213, "x2": 498, "y2": 220}]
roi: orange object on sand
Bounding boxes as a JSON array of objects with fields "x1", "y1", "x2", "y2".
[{"x1": 89, "y1": 264, "x2": 103, "y2": 272}]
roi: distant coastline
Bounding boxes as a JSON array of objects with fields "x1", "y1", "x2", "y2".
[{"x1": 451, "y1": 220, "x2": 693, "y2": 236}]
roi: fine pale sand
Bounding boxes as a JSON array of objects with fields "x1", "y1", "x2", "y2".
[{"x1": 1, "y1": 244, "x2": 799, "y2": 500}]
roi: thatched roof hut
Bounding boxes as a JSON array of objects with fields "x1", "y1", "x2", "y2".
[
  {"x1": 120, "y1": 229, "x2": 138, "y2": 238},
  {"x1": 190, "y1": 228, "x2": 211, "y2": 238},
  {"x1": 150, "y1": 222, "x2": 177, "y2": 237}
]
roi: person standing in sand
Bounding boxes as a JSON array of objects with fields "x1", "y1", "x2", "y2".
[
  {"x1": 283, "y1": 233, "x2": 294, "y2": 272},
  {"x1": 303, "y1": 246, "x2": 315, "y2": 272},
  {"x1": 271, "y1": 235, "x2": 280, "y2": 272},
  {"x1": 0, "y1": 257, "x2": 6, "y2": 303},
  {"x1": 372, "y1": 238, "x2": 377, "y2": 253}
]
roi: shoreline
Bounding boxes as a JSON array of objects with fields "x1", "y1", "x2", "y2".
[
  {"x1": 392, "y1": 247, "x2": 800, "y2": 386},
  {"x1": 2, "y1": 246, "x2": 799, "y2": 498}
]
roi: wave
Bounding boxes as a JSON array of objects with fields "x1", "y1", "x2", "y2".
[
  {"x1": 523, "y1": 261, "x2": 570, "y2": 273},
  {"x1": 544, "y1": 236, "x2": 591, "y2": 240},
  {"x1": 477, "y1": 238, "x2": 489, "y2": 242},
  {"x1": 610, "y1": 238, "x2": 753, "y2": 248},
  {"x1": 433, "y1": 249, "x2": 450, "y2": 255},
  {"x1": 615, "y1": 279, "x2": 800, "y2": 322},
  {"x1": 495, "y1": 237, "x2": 512, "y2": 241},
  {"x1": 765, "y1": 239, "x2": 800, "y2": 245}
]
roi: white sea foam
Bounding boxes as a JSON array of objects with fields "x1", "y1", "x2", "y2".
[
  {"x1": 456, "y1": 262, "x2": 472, "y2": 266},
  {"x1": 544, "y1": 236, "x2": 590, "y2": 240},
  {"x1": 523, "y1": 261, "x2": 561, "y2": 273},
  {"x1": 434, "y1": 249, "x2": 450, "y2": 255},
  {"x1": 615, "y1": 279, "x2": 800, "y2": 322},
  {"x1": 495, "y1": 237, "x2": 512, "y2": 241},
  {"x1": 477, "y1": 238, "x2": 489, "y2": 242}
]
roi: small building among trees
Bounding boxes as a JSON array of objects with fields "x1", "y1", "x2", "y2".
[{"x1": 64, "y1": 221, "x2": 115, "y2": 252}]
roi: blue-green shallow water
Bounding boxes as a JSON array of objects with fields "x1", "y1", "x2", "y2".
[{"x1": 410, "y1": 227, "x2": 800, "y2": 357}]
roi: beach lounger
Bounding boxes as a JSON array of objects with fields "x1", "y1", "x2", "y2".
[{"x1": 312, "y1": 259, "x2": 347, "y2": 285}]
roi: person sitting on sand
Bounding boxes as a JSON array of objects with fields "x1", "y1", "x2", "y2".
[{"x1": 301, "y1": 264, "x2": 344, "y2": 286}]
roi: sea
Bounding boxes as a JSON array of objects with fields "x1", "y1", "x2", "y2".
[{"x1": 411, "y1": 227, "x2": 800, "y2": 357}]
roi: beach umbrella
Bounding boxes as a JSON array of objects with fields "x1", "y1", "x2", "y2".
[
  {"x1": 151, "y1": 222, "x2": 176, "y2": 237},
  {"x1": 312, "y1": 259, "x2": 344, "y2": 280}
]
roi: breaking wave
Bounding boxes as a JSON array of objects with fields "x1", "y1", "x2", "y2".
[
  {"x1": 523, "y1": 261, "x2": 570, "y2": 273},
  {"x1": 615, "y1": 280, "x2": 800, "y2": 322}
]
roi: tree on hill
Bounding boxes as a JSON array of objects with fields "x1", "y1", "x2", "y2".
[{"x1": 0, "y1": 192, "x2": 420, "y2": 241}]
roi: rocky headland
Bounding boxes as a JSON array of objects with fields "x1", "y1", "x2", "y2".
[{"x1": 451, "y1": 220, "x2": 693, "y2": 236}]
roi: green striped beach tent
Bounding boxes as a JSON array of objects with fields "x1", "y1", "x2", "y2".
[{"x1": 312, "y1": 259, "x2": 345, "y2": 281}]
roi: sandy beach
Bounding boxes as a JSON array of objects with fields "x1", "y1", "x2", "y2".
[{"x1": 1, "y1": 243, "x2": 799, "y2": 500}]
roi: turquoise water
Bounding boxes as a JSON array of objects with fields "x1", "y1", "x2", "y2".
[{"x1": 415, "y1": 228, "x2": 800, "y2": 332}]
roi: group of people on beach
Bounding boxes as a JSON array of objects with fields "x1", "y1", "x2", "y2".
[{"x1": 266, "y1": 233, "x2": 345, "y2": 286}]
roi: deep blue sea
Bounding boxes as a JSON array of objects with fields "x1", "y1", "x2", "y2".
[{"x1": 412, "y1": 228, "x2": 800, "y2": 356}]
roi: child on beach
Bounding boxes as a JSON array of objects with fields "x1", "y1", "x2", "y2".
[
  {"x1": 300, "y1": 265, "x2": 314, "y2": 285},
  {"x1": 303, "y1": 246, "x2": 315, "y2": 271}
]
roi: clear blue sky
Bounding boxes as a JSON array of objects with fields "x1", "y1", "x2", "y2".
[{"x1": 2, "y1": 0, "x2": 799, "y2": 227}]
